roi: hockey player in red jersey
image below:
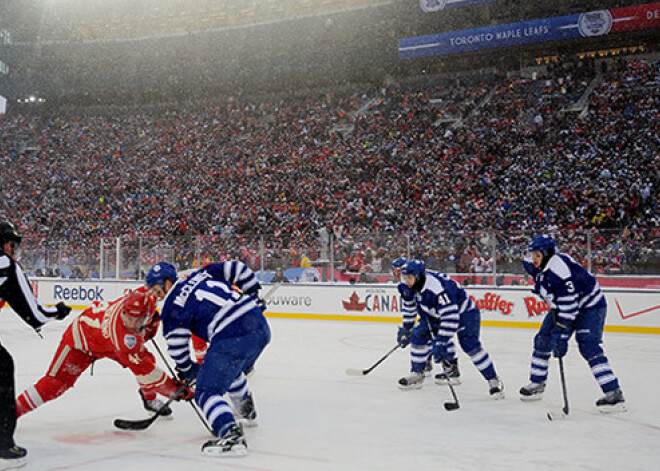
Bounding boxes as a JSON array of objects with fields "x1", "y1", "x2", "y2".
[{"x1": 15, "y1": 289, "x2": 193, "y2": 419}]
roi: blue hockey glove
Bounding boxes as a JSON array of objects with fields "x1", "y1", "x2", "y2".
[
  {"x1": 550, "y1": 325, "x2": 570, "y2": 358},
  {"x1": 397, "y1": 326, "x2": 411, "y2": 348},
  {"x1": 256, "y1": 297, "x2": 267, "y2": 312},
  {"x1": 177, "y1": 363, "x2": 200, "y2": 382},
  {"x1": 432, "y1": 339, "x2": 448, "y2": 364}
]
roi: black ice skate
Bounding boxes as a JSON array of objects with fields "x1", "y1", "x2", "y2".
[
  {"x1": 488, "y1": 376, "x2": 505, "y2": 399},
  {"x1": 201, "y1": 425, "x2": 247, "y2": 457},
  {"x1": 434, "y1": 360, "x2": 461, "y2": 385},
  {"x1": 596, "y1": 388, "x2": 626, "y2": 413},
  {"x1": 398, "y1": 372, "x2": 425, "y2": 390},
  {"x1": 519, "y1": 382, "x2": 546, "y2": 401},
  {"x1": 140, "y1": 390, "x2": 173, "y2": 418},
  {"x1": 0, "y1": 445, "x2": 27, "y2": 470}
]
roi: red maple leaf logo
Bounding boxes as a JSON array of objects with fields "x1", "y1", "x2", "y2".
[{"x1": 342, "y1": 291, "x2": 367, "y2": 311}]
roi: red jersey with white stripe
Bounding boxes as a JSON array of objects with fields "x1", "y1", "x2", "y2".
[
  {"x1": 15, "y1": 289, "x2": 180, "y2": 418},
  {"x1": 69, "y1": 292, "x2": 171, "y2": 392}
]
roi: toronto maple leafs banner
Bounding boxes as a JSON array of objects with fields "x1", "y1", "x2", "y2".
[
  {"x1": 420, "y1": 0, "x2": 496, "y2": 13},
  {"x1": 400, "y1": 1, "x2": 660, "y2": 59}
]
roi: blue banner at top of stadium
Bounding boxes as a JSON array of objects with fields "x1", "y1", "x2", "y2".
[
  {"x1": 399, "y1": 13, "x2": 585, "y2": 59},
  {"x1": 419, "y1": 0, "x2": 497, "y2": 13}
]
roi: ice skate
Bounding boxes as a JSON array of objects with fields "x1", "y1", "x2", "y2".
[
  {"x1": 596, "y1": 388, "x2": 626, "y2": 413},
  {"x1": 398, "y1": 372, "x2": 425, "y2": 390},
  {"x1": 434, "y1": 360, "x2": 461, "y2": 385},
  {"x1": 140, "y1": 390, "x2": 173, "y2": 418},
  {"x1": 519, "y1": 382, "x2": 546, "y2": 401},
  {"x1": 201, "y1": 426, "x2": 247, "y2": 457},
  {"x1": 0, "y1": 445, "x2": 27, "y2": 470},
  {"x1": 488, "y1": 376, "x2": 505, "y2": 399},
  {"x1": 235, "y1": 392, "x2": 258, "y2": 427}
]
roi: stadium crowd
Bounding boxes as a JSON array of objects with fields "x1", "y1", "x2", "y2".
[{"x1": 0, "y1": 57, "x2": 658, "y2": 278}]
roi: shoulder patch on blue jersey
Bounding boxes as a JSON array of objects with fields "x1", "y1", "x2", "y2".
[
  {"x1": 424, "y1": 272, "x2": 445, "y2": 292},
  {"x1": 545, "y1": 255, "x2": 571, "y2": 280},
  {"x1": 124, "y1": 334, "x2": 137, "y2": 349}
]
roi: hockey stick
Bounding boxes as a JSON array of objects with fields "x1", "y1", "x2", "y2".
[
  {"x1": 150, "y1": 339, "x2": 215, "y2": 435},
  {"x1": 437, "y1": 358, "x2": 460, "y2": 411},
  {"x1": 425, "y1": 318, "x2": 460, "y2": 411},
  {"x1": 547, "y1": 309, "x2": 569, "y2": 420},
  {"x1": 441, "y1": 373, "x2": 460, "y2": 411},
  {"x1": 345, "y1": 344, "x2": 400, "y2": 376},
  {"x1": 114, "y1": 396, "x2": 176, "y2": 431},
  {"x1": 261, "y1": 282, "x2": 282, "y2": 303},
  {"x1": 547, "y1": 356, "x2": 570, "y2": 421},
  {"x1": 115, "y1": 282, "x2": 281, "y2": 433},
  {"x1": 113, "y1": 340, "x2": 215, "y2": 434}
]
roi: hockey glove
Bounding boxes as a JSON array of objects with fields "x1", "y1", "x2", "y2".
[
  {"x1": 142, "y1": 313, "x2": 160, "y2": 341},
  {"x1": 397, "y1": 326, "x2": 411, "y2": 348},
  {"x1": 54, "y1": 302, "x2": 72, "y2": 320},
  {"x1": 432, "y1": 339, "x2": 448, "y2": 364},
  {"x1": 173, "y1": 380, "x2": 195, "y2": 402},
  {"x1": 255, "y1": 296, "x2": 267, "y2": 313},
  {"x1": 177, "y1": 362, "x2": 200, "y2": 382},
  {"x1": 550, "y1": 325, "x2": 570, "y2": 358}
]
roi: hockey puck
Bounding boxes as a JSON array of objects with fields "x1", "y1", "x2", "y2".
[{"x1": 444, "y1": 402, "x2": 460, "y2": 411}]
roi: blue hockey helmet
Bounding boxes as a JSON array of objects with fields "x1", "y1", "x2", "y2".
[
  {"x1": 401, "y1": 259, "x2": 425, "y2": 277},
  {"x1": 145, "y1": 262, "x2": 177, "y2": 288},
  {"x1": 391, "y1": 257, "x2": 408, "y2": 270},
  {"x1": 527, "y1": 234, "x2": 556, "y2": 256}
]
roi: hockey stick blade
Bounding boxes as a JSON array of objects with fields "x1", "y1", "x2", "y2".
[
  {"x1": 443, "y1": 372, "x2": 460, "y2": 411},
  {"x1": 345, "y1": 368, "x2": 367, "y2": 376},
  {"x1": 114, "y1": 397, "x2": 175, "y2": 431},
  {"x1": 345, "y1": 345, "x2": 400, "y2": 377},
  {"x1": 547, "y1": 409, "x2": 567, "y2": 421},
  {"x1": 114, "y1": 415, "x2": 159, "y2": 431}
]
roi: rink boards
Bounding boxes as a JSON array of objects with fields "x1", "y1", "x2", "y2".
[{"x1": 26, "y1": 279, "x2": 660, "y2": 335}]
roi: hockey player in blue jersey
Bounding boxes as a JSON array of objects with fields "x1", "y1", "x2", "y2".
[
  {"x1": 145, "y1": 261, "x2": 271, "y2": 457},
  {"x1": 519, "y1": 235, "x2": 625, "y2": 411},
  {"x1": 393, "y1": 257, "x2": 435, "y2": 378},
  {"x1": 392, "y1": 257, "x2": 415, "y2": 350},
  {"x1": 397, "y1": 259, "x2": 504, "y2": 398}
]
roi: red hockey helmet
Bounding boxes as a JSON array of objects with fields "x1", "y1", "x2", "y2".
[{"x1": 121, "y1": 290, "x2": 155, "y2": 333}]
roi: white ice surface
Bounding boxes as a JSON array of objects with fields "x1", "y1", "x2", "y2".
[{"x1": 1, "y1": 311, "x2": 659, "y2": 471}]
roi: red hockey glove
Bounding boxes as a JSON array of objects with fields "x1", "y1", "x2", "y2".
[{"x1": 173, "y1": 380, "x2": 195, "y2": 402}]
